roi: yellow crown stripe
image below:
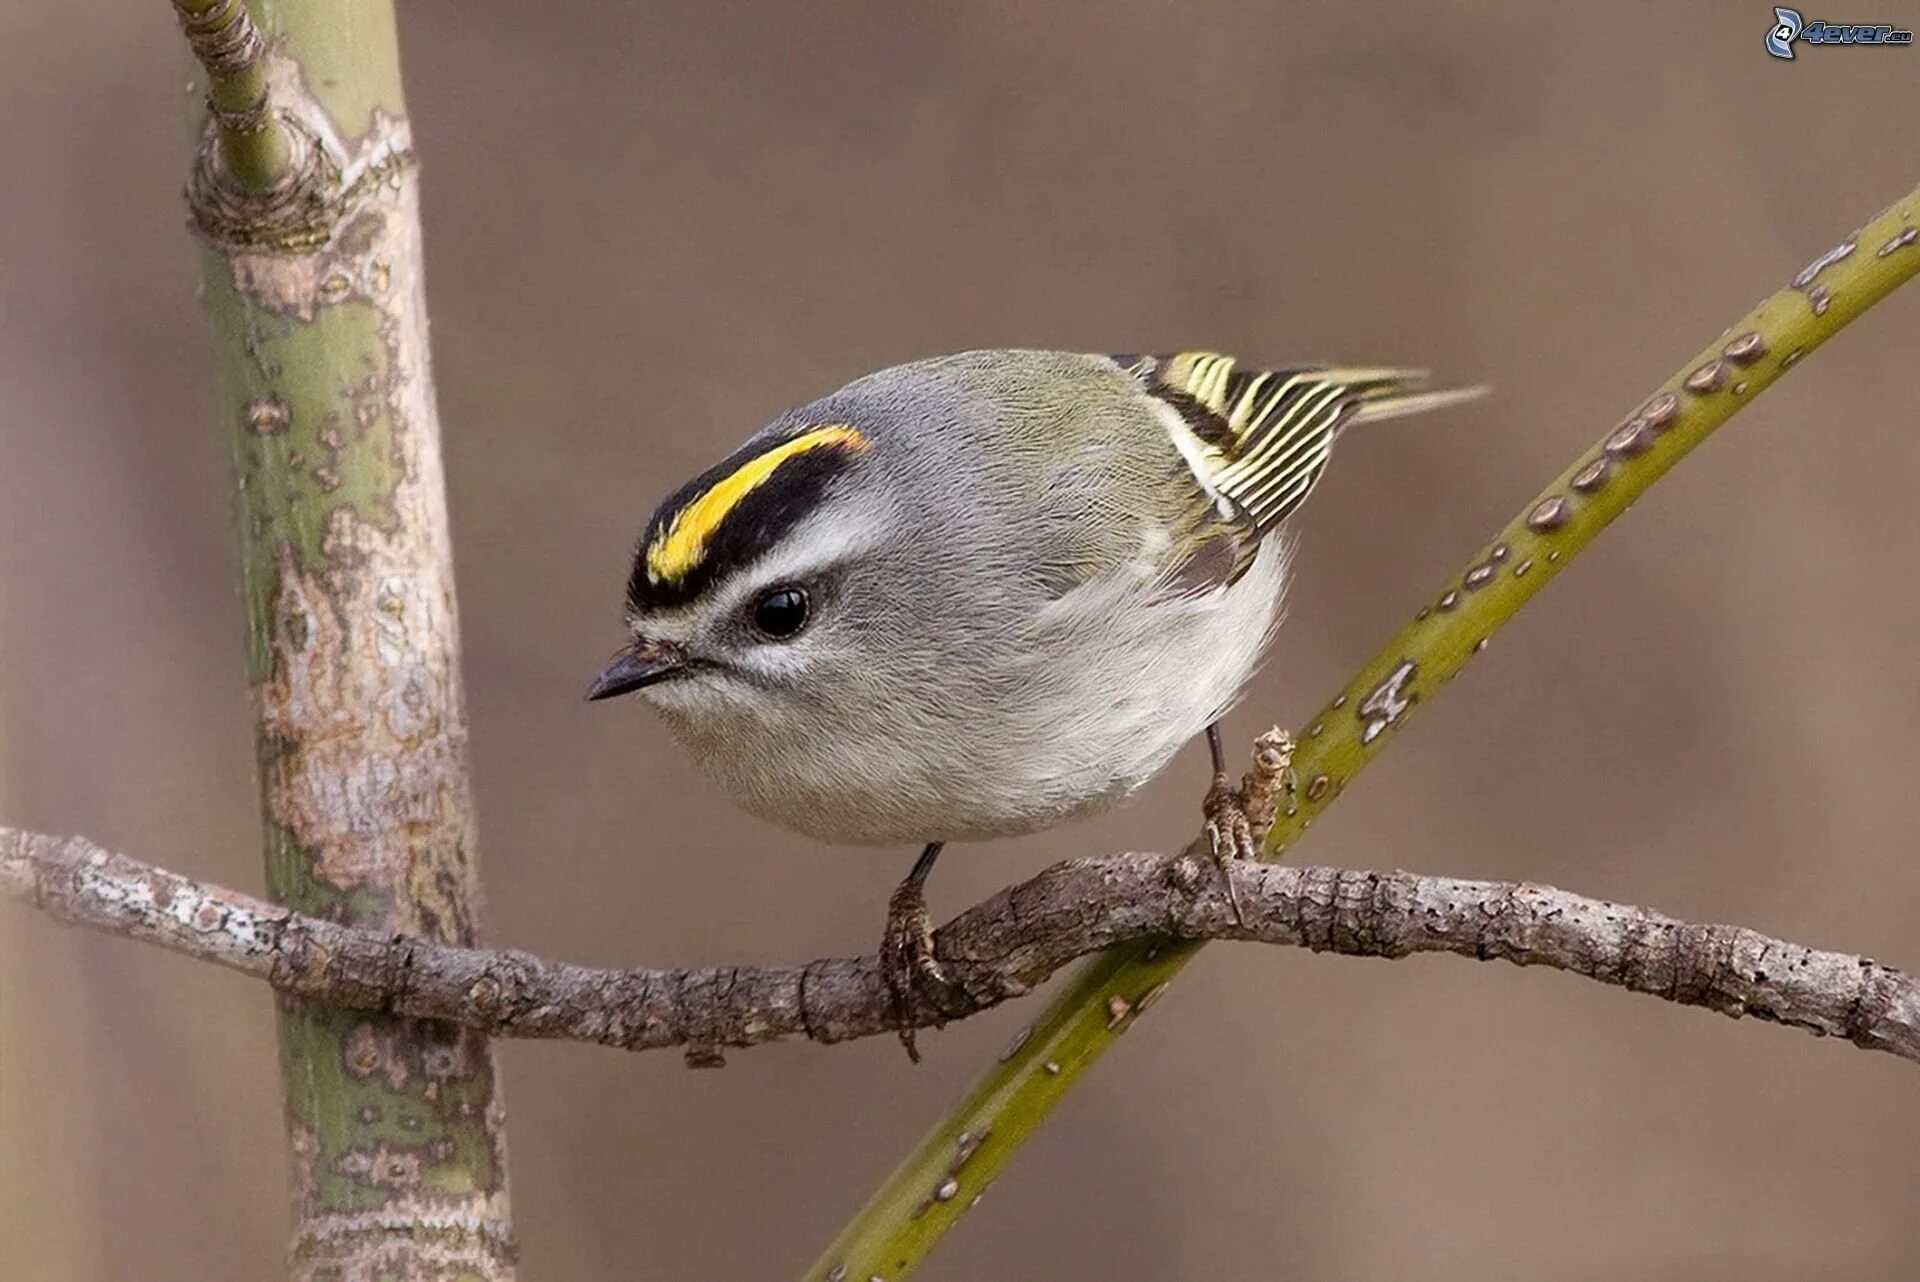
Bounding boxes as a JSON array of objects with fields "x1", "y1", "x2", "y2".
[{"x1": 646, "y1": 424, "x2": 869, "y2": 584}]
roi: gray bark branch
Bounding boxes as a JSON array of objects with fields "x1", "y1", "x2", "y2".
[{"x1": 5, "y1": 824, "x2": 1916, "y2": 1067}]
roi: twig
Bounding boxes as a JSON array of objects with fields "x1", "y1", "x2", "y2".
[
  {"x1": 171, "y1": 0, "x2": 290, "y2": 190},
  {"x1": 5, "y1": 825, "x2": 1917, "y2": 1066}
]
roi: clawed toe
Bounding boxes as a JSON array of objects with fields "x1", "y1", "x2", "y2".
[
  {"x1": 883, "y1": 878, "x2": 955, "y2": 1063},
  {"x1": 1203, "y1": 781, "x2": 1258, "y2": 864},
  {"x1": 1198, "y1": 727, "x2": 1297, "y2": 928},
  {"x1": 1202, "y1": 779, "x2": 1255, "y2": 926}
]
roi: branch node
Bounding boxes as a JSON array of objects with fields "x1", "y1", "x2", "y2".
[
  {"x1": 186, "y1": 112, "x2": 340, "y2": 249},
  {"x1": 174, "y1": 0, "x2": 264, "y2": 77}
]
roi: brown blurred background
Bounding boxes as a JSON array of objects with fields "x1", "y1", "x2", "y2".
[{"x1": 5, "y1": 3, "x2": 1920, "y2": 1278}]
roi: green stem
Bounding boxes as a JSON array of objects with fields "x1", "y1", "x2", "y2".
[
  {"x1": 171, "y1": 0, "x2": 290, "y2": 190},
  {"x1": 807, "y1": 183, "x2": 1920, "y2": 1281},
  {"x1": 183, "y1": 1, "x2": 515, "y2": 1278}
]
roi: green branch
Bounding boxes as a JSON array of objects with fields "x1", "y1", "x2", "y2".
[
  {"x1": 171, "y1": 0, "x2": 290, "y2": 190},
  {"x1": 805, "y1": 183, "x2": 1920, "y2": 1281},
  {"x1": 181, "y1": 1, "x2": 514, "y2": 1278}
]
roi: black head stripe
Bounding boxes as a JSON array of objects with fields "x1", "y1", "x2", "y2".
[{"x1": 627, "y1": 432, "x2": 866, "y2": 611}]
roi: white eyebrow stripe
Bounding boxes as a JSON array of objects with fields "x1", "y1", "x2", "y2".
[{"x1": 733, "y1": 502, "x2": 893, "y2": 594}]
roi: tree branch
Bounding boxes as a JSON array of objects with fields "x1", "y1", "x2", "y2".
[
  {"x1": 171, "y1": 0, "x2": 291, "y2": 190},
  {"x1": 6, "y1": 824, "x2": 1916, "y2": 1067},
  {"x1": 172, "y1": 2, "x2": 514, "y2": 1274}
]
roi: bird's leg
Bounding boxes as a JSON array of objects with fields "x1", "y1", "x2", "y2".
[
  {"x1": 1202, "y1": 725, "x2": 1255, "y2": 925},
  {"x1": 1206, "y1": 721, "x2": 1228, "y2": 777},
  {"x1": 883, "y1": 841, "x2": 952, "y2": 1063},
  {"x1": 1200, "y1": 725, "x2": 1296, "y2": 927},
  {"x1": 1202, "y1": 723, "x2": 1255, "y2": 858}
]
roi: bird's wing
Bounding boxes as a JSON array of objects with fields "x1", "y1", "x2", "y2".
[{"x1": 1118, "y1": 350, "x2": 1483, "y2": 539}]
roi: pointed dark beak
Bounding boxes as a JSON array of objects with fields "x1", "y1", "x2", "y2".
[{"x1": 585, "y1": 641, "x2": 687, "y2": 701}]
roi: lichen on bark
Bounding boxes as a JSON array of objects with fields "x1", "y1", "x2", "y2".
[{"x1": 185, "y1": 3, "x2": 514, "y2": 1278}]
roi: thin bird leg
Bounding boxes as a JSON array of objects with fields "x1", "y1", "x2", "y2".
[
  {"x1": 1206, "y1": 722, "x2": 1229, "y2": 776},
  {"x1": 883, "y1": 841, "x2": 952, "y2": 1063},
  {"x1": 1201, "y1": 727, "x2": 1254, "y2": 926}
]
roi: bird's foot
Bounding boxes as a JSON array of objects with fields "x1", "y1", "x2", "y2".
[
  {"x1": 1203, "y1": 773, "x2": 1257, "y2": 927},
  {"x1": 1200, "y1": 727, "x2": 1296, "y2": 927},
  {"x1": 882, "y1": 877, "x2": 958, "y2": 1063}
]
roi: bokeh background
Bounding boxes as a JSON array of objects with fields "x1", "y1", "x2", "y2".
[{"x1": 5, "y1": 4, "x2": 1920, "y2": 1279}]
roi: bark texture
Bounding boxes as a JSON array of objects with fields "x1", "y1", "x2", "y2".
[
  {"x1": 184, "y1": 2, "x2": 513, "y2": 1277},
  {"x1": 7, "y1": 826, "x2": 1917, "y2": 1070}
]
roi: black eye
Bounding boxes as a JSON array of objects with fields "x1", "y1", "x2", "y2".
[{"x1": 751, "y1": 586, "x2": 809, "y2": 638}]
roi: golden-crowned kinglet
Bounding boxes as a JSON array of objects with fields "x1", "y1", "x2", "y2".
[{"x1": 589, "y1": 349, "x2": 1478, "y2": 1057}]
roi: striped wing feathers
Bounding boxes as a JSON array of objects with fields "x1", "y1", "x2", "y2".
[{"x1": 1138, "y1": 351, "x2": 1481, "y2": 534}]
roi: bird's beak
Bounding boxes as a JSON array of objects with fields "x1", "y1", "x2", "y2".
[{"x1": 585, "y1": 640, "x2": 687, "y2": 701}]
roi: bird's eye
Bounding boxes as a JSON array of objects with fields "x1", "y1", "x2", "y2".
[{"x1": 751, "y1": 586, "x2": 809, "y2": 639}]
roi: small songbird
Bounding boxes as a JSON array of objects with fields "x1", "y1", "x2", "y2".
[{"x1": 588, "y1": 350, "x2": 1478, "y2": 1057}]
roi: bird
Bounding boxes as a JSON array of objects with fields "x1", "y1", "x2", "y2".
[{"x1": 587, "y1": 349, "x2": 1480, "y2": 1058}]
